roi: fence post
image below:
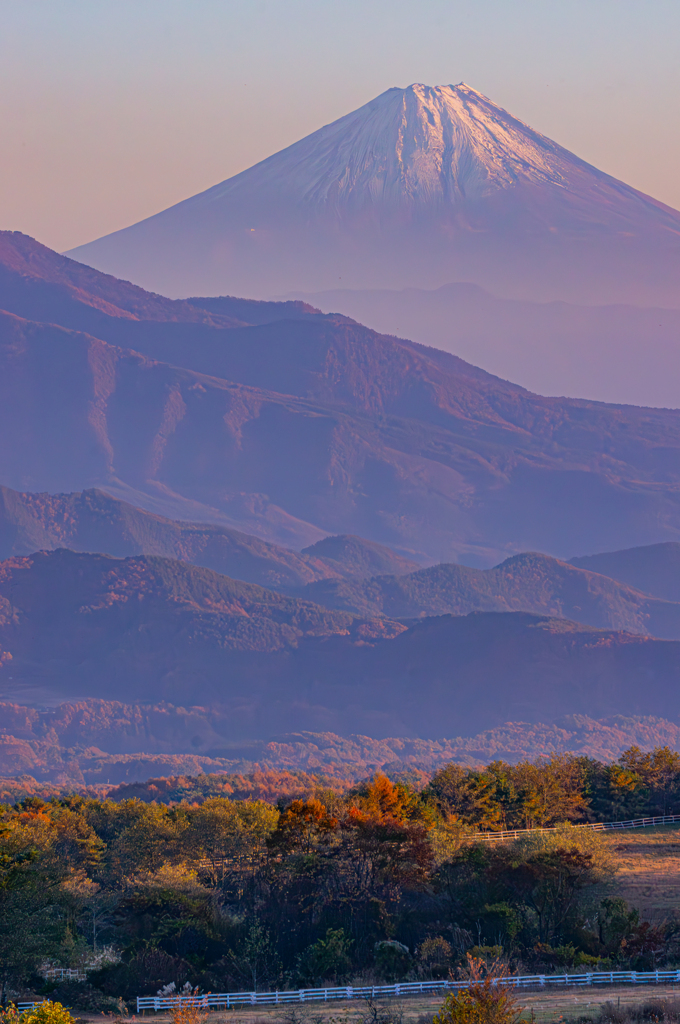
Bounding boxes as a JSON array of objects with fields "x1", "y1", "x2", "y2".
[{"x1": 540, "y1": 976, "x2": 545, "y2": 988}]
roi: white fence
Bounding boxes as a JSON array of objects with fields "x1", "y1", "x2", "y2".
[
  {"x1": 136, "y1": 970, "x2": 680, "y2": 1012},
  {"x1": 41, "y1": 968, "x2": 87, "y2": 982},
  {"x1": 470, "y1": 814, "x2": 680, "y2": 842}
]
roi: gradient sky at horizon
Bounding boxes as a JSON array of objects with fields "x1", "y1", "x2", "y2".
[{"x1": 2, "y1": 0, "x2": 680, "y2": 253}]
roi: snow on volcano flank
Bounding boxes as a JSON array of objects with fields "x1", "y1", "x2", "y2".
[
  {"x1": 301, "y1": 82, "x2": 571, "y2": 207},
  {"x1": 67, "y1": 83, "x2": 680, "y2": 303},
  {"x1": 201, "y1": 82, "x2": 570, "y2": 212}
]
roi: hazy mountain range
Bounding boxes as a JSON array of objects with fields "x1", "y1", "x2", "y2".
[
  {"x1": 4, "y1": 232, "x2": 680, "y2": 566},
  {"x1": 2, "y1": 548, "x2": 680, "y2": 742},
  {"x1": 4, "y1": 484, "x2": 680, "y2": 640},
  {"x1": 292, "y1": 283, "x2": 680, "y2": 408},
  {"x1": 0, "y1": 485, "x2": 417, "y2": 589},
  {"x1": 3, "y1": 75, "x2": 680, "y2": 777},
  {"x1": 2, "y1": 704, "x2": 680, "y2": 788}
]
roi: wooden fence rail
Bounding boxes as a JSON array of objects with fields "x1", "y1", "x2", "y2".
[
  {"x1": 470, "y1": 814, "x2": 680, "y2": 842},
  {"x1": 133, "y1": 969, "x2": 680, "y2": 1013}
]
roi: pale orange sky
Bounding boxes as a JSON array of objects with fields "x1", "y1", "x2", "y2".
[{"x1": 2, "y1": 0, "x2": 679, "y2": 253}]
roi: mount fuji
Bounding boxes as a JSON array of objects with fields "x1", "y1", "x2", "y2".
[{"x1": 66, "y1": 83, "x2": 680, "y2": 306}]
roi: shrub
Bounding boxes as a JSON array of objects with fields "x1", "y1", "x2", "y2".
[
  {"x1": 432, "y1": 958, "x2": 523, "y2": 1024},
  {"x1": 374, "y1": 941, "x2": 411, "y2": 982},
  {"x1": 296, "y1": 928, "x2": 353, "y2": 985},
  {"x1": 18, "y1": 1004, "x2": 77, "y2": 1024},
  {"x1": 169, "y1": 992, "x2": 209, "y2": 1024},
  {"x1": 417, "y1": 937, "x2": 453, "y2": 979}
]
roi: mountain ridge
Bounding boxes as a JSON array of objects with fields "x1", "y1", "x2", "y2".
[
  {"x1": 0, "y1": 484, "x2": 418, "y2": 588},
  {"x1": 5, "y1": 252, "x2": 680, "y2": 564},
  {"x1": 285, "y1": 550, "x2": 680, "y2": 639},
  {"x1": 1, "y1": 547, "x2": 679, "y2": 737},
  {"x1": 570, "y1": 543, "x2": 680, "y2": 603},
  {"x1": 291, "y1": 283, "x2": 680, "y2": 408}
]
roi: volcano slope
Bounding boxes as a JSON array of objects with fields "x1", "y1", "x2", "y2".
[
  {"x1": 4, "y1": 232, "x2": 680, "y2": 564},
  {"x1": 65, "y1": 83, "x2": 680, "y2": 307},
  {"x1": 1, "y1": 550, "x2": 680, "y2": 738}
]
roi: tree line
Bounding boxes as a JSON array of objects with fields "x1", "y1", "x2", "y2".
[{"x1": 2, "y1": 746, "x2": 680, "y2": 1008}]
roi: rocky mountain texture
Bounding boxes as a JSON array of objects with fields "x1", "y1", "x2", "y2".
[
  {"x1": 0, "y1": 485, "x2": 416, "y2": 589},
  {"x1": 287, "y1": 551, "x2": 680, "y2": 639},
  {"x1": 0, "y1": 549, "x2": 679, "y2": 738},
  {"x1": 66, "y1": 84, "x2": 680, "y2": 306},
  {"x1": 571, "y1": 543, "x2": 680, "y2": 604}
]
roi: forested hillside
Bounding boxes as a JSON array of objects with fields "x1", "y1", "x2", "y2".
[
  {"x1": 287, "y1": 551, "x2": 680, "y2": 638},
  {"x1": 4, "y1": 749, "x2": 680, "y2": 1008},
  {"x1": 4, "y1": 550, "x2": 680, "y2": 735}
]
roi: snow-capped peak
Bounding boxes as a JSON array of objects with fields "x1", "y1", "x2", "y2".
[{"x1": 204, "y1": 82, "x2": 576, "y2": 210}]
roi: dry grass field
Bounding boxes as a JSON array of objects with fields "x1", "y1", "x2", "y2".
[
  {"x1": 128, "y1": 986, "x2": 680, "y2": 1024},
  {"x1": 595, "y1": 824, "x2": 680, "y2": 922}
]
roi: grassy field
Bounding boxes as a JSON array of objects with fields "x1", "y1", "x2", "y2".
[
  {"x1": 130, "y1": 986, "x2": 680, "y2": 1024},
  {"x1": 595, "y1": 824, "x2": 680, "y2": 922}
]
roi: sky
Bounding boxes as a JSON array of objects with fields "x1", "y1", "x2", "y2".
[{"x1": 2, "y1": 0, "x2": 680, "y2": 254}]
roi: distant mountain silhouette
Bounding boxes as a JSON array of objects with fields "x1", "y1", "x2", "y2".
[
  {"x1": 294, "y1": 283, "x2": 680, "y2": 408},
  {"x1": 5, "y1": 235, "x2": 680, "y2": 563},
  {"x1": 301, "y1": 534, "x2": 419, "y2": 579},
  {"x1": 0, "y1": 230, "x2": 241, "y2": 328},
  {"x1": 66, "y1": 83, "x2": 680, "y2": 307},
  {"x1": 286, "y1": 551, "x2": 680, "y2": 639},
  {"x1": 1, "y1": 549, "x2": 679, "y2": 737},
  {"x1": 0, "y1": 485, "x2": 415, "y2": 588},
  {"x1": 571, "y1": 543, "x2": 680, "y2": 603}
]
